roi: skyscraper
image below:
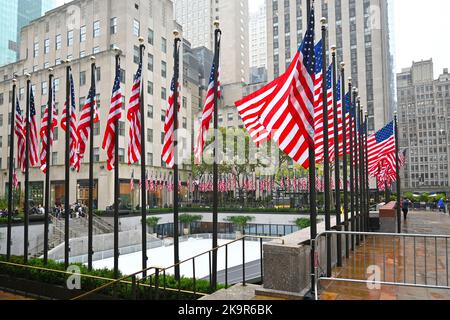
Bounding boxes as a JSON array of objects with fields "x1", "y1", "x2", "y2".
[
  {"x1": 0, "y1": 0, "x2": 57, "y2": 66},
  {"x1": 174, "y1": 0, "x2": 249, "y2": 85},
  {"x1": 266, "y1": 0, "x2": 394, "y2": 133}
]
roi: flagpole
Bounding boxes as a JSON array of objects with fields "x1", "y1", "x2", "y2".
[
  {"x1": 354, "y1": 93, "x2": 360, "y2": 245},
  {"x1": 63, "y1": 60, "x2": 71, "y2": 269},
  {"x1": 172, "y1": 30, "x2": 181, "y2": 281},
  {"x1": 358, "y1": 107, "x2": 365, "y2": 236},
  {"x1": 320, "y1": 18, "x2": 332, "y2": 278},
  {"x1": 306, "y1": 0, "x2": 318, "y2": 299},
  {"x1": 24, "y1": 73, "x2": 31, "y2": 263},
  {"x1": 44, "y1": 69, "x2": 54, "y2": 265},
  {"x1": 113, "y1": 48, "x2": 121, "y2": 279},
  {"x1": 88, "y1": 56, "x2": 96, "y2": 271},
  {"x1": 349, "y1": 84, "x2": 356, "y2": 251},
  {"x1": 341, "y1": 67, "x2": 349, "y2": 258},
  {"x1": 7, "y1": 77, "x2": 17, "y2": 261},
  {"x1": 394, "y1": 112, "x2": 401, "y2": 233},
  {"x1": 365, "y1": 113, "x2": 370, "y2": 232},
  {"x1": 211, "y1": 20, "x2": 221, "y2": 291},
  {"x1": 331, "y1": 47, "x2": 342, "y2": 267}
]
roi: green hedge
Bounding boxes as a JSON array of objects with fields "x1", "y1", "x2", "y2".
[{"x1": 0, "y1": 255, "x2": 219, "y2": 300}]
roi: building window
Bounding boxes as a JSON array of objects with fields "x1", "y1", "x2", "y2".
[
  {"x1": 182, "y1": 97, "x2": 187, "y2": 109},
  {"x1": 96, "y1": 67, "x2": 101, "y2": 82},
  {"x1": 147, "y1": 153, "x2": 153, "y2": 166},
  {"x1": 147, "y1": 129, "x2": 153, "y2": 143},
  {"x1": 161, "y1": 61, "x2": 167, "y2": 78},
  {"x1": 161, "y1": 132, "x2": 165, "y2": 144},
  {"x1": 67, "y1": 30, "x2": 74, "y2": 46},
  {"x1": 33, "y1": 42, "x2": 39, "y2": 57},
  {"x1": 44, "y1": 39, "x2": 50, "y2": 54},
  {"x1": 93, "y1": 148, "x2": 100, "y2": 162},
  {"x1": 93, "y1": 46, "x2": 100, "y2": 54},
  {"x1": 119, "y1": 148, "x2": 125, "y2": 163},
  {"x1": 161, "y1": 37, "x2": 167, "y2": 53},
  {"x1": 161, "y1": 109, "x2": 166, "y2": 122},
  {"x1": 147, "y1": 81, "x2": 153, "y2": 95},
  {"x1": 148, "y1": 28, "x2": 154, "y2": 45},
  {"x1": 182, "y1": 117, "x2": 187, "y2": 129},
  {"x1": 148, "y1": 53, "x2": 154, "y2": 71},
  {"x1": 54, "y1": 127, "x2": 58, "y2": 140},
  {"x1": 80, "y1": 71, "x2": 86, "y2": 86},
  {"x1": 93, "y1": 20, "x2": 100, "y2": 38},
  {"x1": 55, "y1": 34, "x2": 61, "y2": 50},
  {"x1": 41, "y1": 82, "x2": 48, "y2": 95},
  {"x1": 119, "y1": 121, "x2": 125, "y2": 136},
  {"x1": 133, "y1": 19, "x2": 140, "y2": 36},
  {"x1": 148, "y1": 105, "x2": 153, "y2": 118},
  {"x1": 161, "y1": 87, "x2": 167, "y2": 100},
  {"x1": 93, "y1": 121, "x2": 100, "y2": 136},
  {"x1": 110, "y1": 17, "x2": 118, "y2": 34},
  {"x1": 80, "y1": 25, "x2": 86, "y2": 42},
  {"x1": 133, "y1": 45, "x2": 140, "y2": 64},
  {"x1": 52, "y1": 152, "x2": 58, "y2": 166}
]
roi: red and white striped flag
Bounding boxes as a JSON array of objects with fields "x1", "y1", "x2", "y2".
[
  {"x1": 61, "y1": 71, "x2": 79, "y2": 171},
  {"x1": 15, "y1": 97, "x2": 26, "y2": 173},
  {"x1": 194, "y1": 63, "x2": 220, "y2": 163},
  {"x1": 13, "y1": 168, "x2": 19, "y2": 190},
  {"x1": 130, "y1": 170, "x2": 135, "y2": 191},
  {"x1": 127, "y1": 61, "x2": 143, "y2": 165},
  {"x1": 77, "y1": 86, "x2": 99, "y2": 169},
  {"x1": 28, "y1": 88, "x2": 39, "y2": 167},
  {"x1": 162, "y1": 78, "x2": 181, "y2": 168},
  {"x1": 368, "y1": 121, "x2": 396, "y2": 178},
  {"x1": 236, "y1": 8, "x2": 316, "y2": 168},
  {"x1": 40, "y1": 81, "x2": 58, "y2": 173},
  {"x1": 102, "y1": 60, "x2": 123, "y2": 171}
]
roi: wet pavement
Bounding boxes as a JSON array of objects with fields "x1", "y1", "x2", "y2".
[
  {"x1": 320, "y1": 211, "x2": 450, "y2": 300},
  {"x1": 0, "y1": 290, "x2": 33, "y2": 300}
]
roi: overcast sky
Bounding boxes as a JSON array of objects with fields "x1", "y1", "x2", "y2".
[{"x1": 55, "y1": 0, "x2": 450, "y2": 77}]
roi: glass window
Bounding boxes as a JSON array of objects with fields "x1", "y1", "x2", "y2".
[
  {"x1": 110, "y1": 17, "x2": 118, "y2": 34},
  {"x1": 80, "y1": 25, "x2": 86, "y2": 42},
  {"x1": 161, "y1": 61, "x2": 167, "y2": 78},
  {"x1": 33, "y1": 42, "x2": 39, "y2": 57},
  {"x1": 80, "y1": 71, "x2": 86, "y2": 86},
  {"x1": 147, "y1": 81, "x2": 153, "y2": 95},
  {"x1": 55, "y1": 34, "x2": 61, "y2": 50},
  {"x1": 93, "y1": 20, "x2": 100, "y2": 38},
  {"x1": 148, "y1": 29, "x2": 154, "y2": 45},
  {"x1": 147, "y1": 129, "x2": 153, "y2": 143},
  {"x1": 67, "y1": 30, "x2": 74, "y2": 46},
  {"x1": 148, "y1": 105, "x2": 153, "y2": 118},
  {"x1": 161, "y1": 87, "x2": 167, "y2": 100},
  {"x1": 148, "y1": 53, "x2": 154, "y2": 71},
  {"x1": 44, "y1": 39, "x2": 50, "y2": 54},
  {"x1": 161, "y1": 37, "x2": 167, "y2": 53},
  {"x1": 133, "y1": 19, "x2": 140, "y2": 36}
]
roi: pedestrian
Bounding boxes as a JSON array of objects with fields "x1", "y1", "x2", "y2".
[{"x1": 401, "y1": 198, "x2": 409, "y2": 220}]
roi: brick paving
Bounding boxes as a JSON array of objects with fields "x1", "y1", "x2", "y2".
[{"x1": 320, "y1": 211, "x2": 450, "y2": 300}]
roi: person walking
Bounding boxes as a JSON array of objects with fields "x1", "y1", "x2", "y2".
[{"x1": 402, "y1": 198, "x2": 409, "y2": 220}]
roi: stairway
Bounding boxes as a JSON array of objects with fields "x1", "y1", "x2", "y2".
[{"x1": 30, "y1": 213, "x2": 116, "y2": 259}]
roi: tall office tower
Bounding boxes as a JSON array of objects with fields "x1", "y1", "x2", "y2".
[
  {"x1": 0, "y1": 0, "x2": 57, "y2": 66},
  {"x1": 249, "y1": 2, "x2": 267, "y2": 69},
  {"x1": 174, "y1": 0, "x2": 249, "y2": 85},
  {"x1": 0, "y1": 0, "x2": 193, "y2": 209},
  {"x1": 266, "y1": 0, "x2": 394, "y2": 133},
  {"x1": 397, "y1": 60, "x2": 450, "y2": 193}
]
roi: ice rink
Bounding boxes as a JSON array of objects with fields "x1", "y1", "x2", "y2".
[{"x1": 91, "y1": 238, "x2": 261, "y2": 278}]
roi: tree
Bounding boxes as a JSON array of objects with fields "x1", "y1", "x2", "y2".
[
  {"x1": 179, "y1": 214, "x2": 203, "y2": 235},
  {"x1": 146, "y1": 216, "x2": 161, "y2": 234},
  {"x1": 404, "y1": 192, "x2": 415, "y2": 202},
  {"x1": 294, "y1": 218, "x2": 311, "y2": 229},
  {"x1": 225, "y1": 216, "x2": 255, "y2": 235}
]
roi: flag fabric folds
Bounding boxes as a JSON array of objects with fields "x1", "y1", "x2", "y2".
[
  {"x1": 77, "y1": 86, "x2": 99, "y2": 169},
  {"x1": 40, "y1": 81, "x2": 58, "y2": 173},
  {"x1": 29, "y1": 88, "x2": 39, "y2": 167},
  {"x1": 194, "y1": 63, "x2": 220, "y2": 164},
  {"x1": 235, "y1": 7, "x2": 316, "y2": 169},
  {"x1": 102, "y1": 60, "x2": 123, "y2": 171},
  {"x1": 162, "y1": 78, "x2": 181, "y2": 168},
  {"x1": 61, "y1": 71, "x2": 79, "y2": 171},
  {"x1": 127, "y1": 61, "x2": 143, "y2": 165},
  {"x1": 15, "y1": 97, "x2": 26, "y2": 173}
]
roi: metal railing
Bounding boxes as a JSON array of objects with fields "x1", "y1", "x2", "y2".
[
  {"x1": 313, "y1": 231, "x2": 450, "y2": 300},
  {"x1": 72, "y1": 235, "x2": 284, "y2": 300}
]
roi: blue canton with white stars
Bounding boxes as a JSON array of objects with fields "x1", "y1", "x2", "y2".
[
  {"x1": 299, "y1": 7, "x2": 315, "y2": 77},
  {"x1": 112, "y1": 62, "x2": 121, "y2": 93},
  {"x1": 375, "y1": 121, "x2": 394, "y2": 143},
  {"x1": 30, "y1": 88, "x2": 36, "y2": 118},
  {"x1": 314, "y1": 40, "x2": 323, "y2": 75},
  {"x1": 326, "y1": 64, "x2": 333, "y2": 90}
]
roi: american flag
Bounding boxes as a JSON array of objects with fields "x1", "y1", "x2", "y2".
[
  {"x1": 343, "y1": 92, "x2": 354, "y2": 156},
  {"x1": 15, "y1": 97, "x2": 26, "y2": 173},
  {"x1": 28, "y1": 88, "x2": 39, "y2": 167},
  {"x1": 127, "y1": 60, "x2": 143, "y2": 165},
  {"x1": 194, "y1": 63, "x2": 220, "y2": 164},
  {"x1": 40, "y1": 80, "x2": 58, "y2": 173},
  {"x1": 102, "y1": 60, "x2": 123, "y2": 171},
  {"x1": 368, "y1": 121, "x2": 396, "y2": 178},
  {"x1": 162, "y1": 78, "x2": 181, "y2": 168},
  {"x1": 130, "y1": 170, "x2": 135, "y2": 191},
  {"x1": 13, "y1": 168, "x2": 19, "y2": 190},
  {"x1": 235, "y1": 8, "x2": 316, "y2": 169},
  {"x1": 77, "y1": 85, "x2": 99, "y2": 169},
  {"x1": 61, "y1": 70, "x2": 79, "y2": 171},
  {"x1": 332, "y1": 78, "x2": 344, "y2": 159},
  {"x1": 314, "y1": 62, "x2": 335, "y2": 163}
]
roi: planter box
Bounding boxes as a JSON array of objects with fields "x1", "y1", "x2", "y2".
[{"x1": 0, "y1": 274, "x2": 118, "y2": 300}]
